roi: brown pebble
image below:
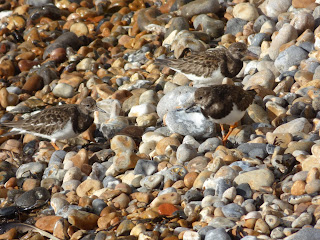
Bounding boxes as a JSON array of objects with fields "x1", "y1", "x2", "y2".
[
  {"x1": 0, "y1": 228, "x2": 17, "y2": 240},
  {"x1": 68, "y1": 210, "x2": 99, "y2": 230},
  {"x1": 5, "y1": 177, "x2": 17, "y2": 189},
  {"x1": 70, "y1": 149, "x2": 89, "y2": 169},
  {"x1": 112, "y1": 193, "x2": 130, "y2": 209},
  {"x1": 131, "y1": 192, "x2": 152, "y2": 203},
  {"x1": 22, "y1": 178, "x2": 40, "y2": 191},
  {"x1": 291, "y1": 180, "x2": 306, "y2": 196},
  {"x1": 158, "y1": 203, "x2": 179, "y2": 216},
  {"x1": 184, "y1": 172, "x2": 198, "y2": 189},
  {"x1": 97, "y1": 212, "x2": 118, "y2": 228},
  {"x1": 50, "y1": 48, "x2": 66, "y2": 62},
  {"x1": 22, "y1": 73, "x2": 44, "y2": 92},
  {"x1": 35, "y1": 216, "x2": 62, "y2": 233}
]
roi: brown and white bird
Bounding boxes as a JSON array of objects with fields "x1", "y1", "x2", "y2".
[
  {"x1": 194, "y1": 84, "x2": 256, "y2": 145},
  {"x1": 0, "y1": 97, "x2": 105, "y2": 149},
  {"x1": 155, "y1": 42, "x2": 256, "y2": 87}
]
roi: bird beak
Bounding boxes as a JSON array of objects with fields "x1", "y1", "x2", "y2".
[
  {"x1": 185, "y1": 102, "x2": 196, "y2": 113},
  {"x1": 95, "y1": 106, "x2": 107, "y2": 113},
  {"x1": 243, "y1": 49, "x2": 259, "y2": 60}
]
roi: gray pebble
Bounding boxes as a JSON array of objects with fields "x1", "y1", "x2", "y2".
[
  {"x1": 156, "y1": 86, "x2": 196, "y2": 119},
  {"x1": 134, "y1": 159, "x2": 158, "y2": 176},
  {"x1": 176, "y1": 144, "x2": 197, "y2": 164},
  {"x1": 140, "y1": 174, "x2": 164, "y2": 189},
  {"x1": 221, "y1": 203, "x2": 245, "y2": 220},
  {"x1": 205, "y1": 228, "x2": 231, "y2": 240},
  {"x1": 284, "y1": 228, "x2": 320, "y2": 240},
  {"x1": 15, "y1": 187, "x2": 50, "y2": 209},
  {"x1": 225, "y1": 18, "x2": 247, "y2": 35},
  {"x1": 52, "y1": 83, "x2": 74, "y2": 98},
  {"x1": 208, "y1": 217, "x2": 236, "y2": 229},
  {"x1": 184, "y1": 189, "x2": 203, "y2": 202},
  {"x1": 103, "y1": 175, "x2": 120, "y2": 188},
  {"x1": 16, "y1": 162, "x2": 46, "y2": 179},
  {"x1": 198, "y1": 137, "x2": 221, "y2": 153},
  {"x1": 274, "y1": 45, "x2": 309, "y2": 73},
  {"x1": 166, "y1": 108, "x2": 215, "y2": 137}
]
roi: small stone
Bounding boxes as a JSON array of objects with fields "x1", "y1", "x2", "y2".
[
  {"x1": 158, "y1": 203, "x2": 179, "y2": 216},
  {"x1": 221, "y1": 203, "x2": 245, "y2": 220},
  {"x1": 35, "y1": 216, "x2": 62, "y2": 233},
  {"x1": 268, "y1": 24, "x2": 298, "y2": 60},
  {"x1": 184, "y1": 172, "x2": 199, "y2": 188},
  {"x1": 52, "y1": 83, "x2": 74, "y2": 98},
  {"x1": 76, "y1": 58, "x2": 95, "y2": 71},
  {"x1": 234, "y1": 169, "x2": 274, "y2": 191},
  {"x1": 233, "y1": 3, "x2": 259, "y2": 21},
  {"x1": 150, "y1": 192, "x2": 181, "y2": 207},
  {"x1": 140, "y1": 174, "x2": 164, "y2": 189},
  {"x1": 275, "y1": 45, "x2": 309, "y2": 73},
  {"x1": 116, "y1": 220, "x2": 135, "y2": 236},
  {"x1": 291, "y1": 180, "x2": 306, "y2": 196},
  {"x1": 179, "y1": 0, "x2": 220, "y2": 18},
  {"x1": 265, "y1": 215, "x2": 280, "y2": 229},
  {"x1": 254, "y1": 219, "x2": 270, "y2": 234},
  {"x1": 68, "y1": 209, "x2": 99, "y2": 230},
  {"x1": 176, "y1": 144, "x2": 197, "y2": 164},
  {"x1": 292, "y1": 212, "x2": 312, "y2": 228},
  {"x1": 273, "y1": 117, "x2": 312, "y2": 134},
  {"x1": 205, "y1": 228, "x2": 231, "y2": 240},
  {"x1": 110, "y1": 135, "x2": 136, "y2": 153},
  {"x1": 244, "y1": 69, "x2": 275, "y2": 90},
  {"x1": 76, "y1": 179, "x2": 103, "y2": 197},
  {"x1": 112, "y1": 193, "x2": 130, "y2": 209},
  {"x1": 155, "y1": 137, "x2": 181, "y2": 155},
  {"x1": 128, "y1": 103, "x2": 156, "y2": 117},
  {"x1": 70, "y1": 22, "x2": 89, "y2": 37},
  {"x1": 183, "y1": 231, "x2": 201, "y2": 240}
]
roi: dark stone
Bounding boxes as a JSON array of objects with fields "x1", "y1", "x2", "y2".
[
  {"x1": 15, "y1": 187, "x2": 50, "y2": 209},
  {"x1": 43, "y1": 32, "x2": 81, "y2": 59},
  {"x1": 225, "y1": 18, "x2": 248, "y2": 35},
  {"x1": 236, "y1": 183, "x2": 253, "y2": 199},
  {"x1": 184, "y1": 189, "x2": 203, "y2": 202}
]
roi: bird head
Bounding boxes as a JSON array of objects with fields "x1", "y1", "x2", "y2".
[
  {"x1": 80, "y1": 97, "x2": 106, "y2": 115},
  {"x1": 228, "y1": 42, "x2": 258, "y2": 60}
]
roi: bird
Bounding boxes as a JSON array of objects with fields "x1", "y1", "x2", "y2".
[
  {"x1": 193, "y1": 84, "x2": 256, "y2": 146},
  {"x1": 0, "y1": 97, "x2": 105, "y2": 150},
  {"x1": 155, "y1": 42, "x2": 257, "y2": 87}
]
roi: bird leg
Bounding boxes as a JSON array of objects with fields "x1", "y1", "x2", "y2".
[
  {"x1": 222, "y1": 122, "x2": 238, "y2": 146},
  {"x1": 220, "y1": 124, "x2": 226, "y2": 139},
  {"x1": 51, "y1": 142, "x2": 60, "y2": 151}
]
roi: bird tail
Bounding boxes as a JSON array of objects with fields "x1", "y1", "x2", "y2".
[
  {"x1": 0, "y1": 130, "x2": 20, "y2": 138},
  {"x1": 154, "y1": 58, "x2": 171, "y2": 66},
  {"x1": 248, "y1": 89, "x2": 256, "y2": 96}
]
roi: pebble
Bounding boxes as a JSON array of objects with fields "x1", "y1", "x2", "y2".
[
  {"x1": 52, "y1": 83, "x2": 74, "y2": 98},
  {"x1": 275, "y1": 45, "x2": 309, "y2": 73},
  {"x1": 234, "y1": 169, "x2": 275, "y2": 191},
  {"x1": 233, "y1": 3, "x2": 259, "y2": 22},
  {"x1": 0, "y1": 0, "x2": 320, "y2": 239}
]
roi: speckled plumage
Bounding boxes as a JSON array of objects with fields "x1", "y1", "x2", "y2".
[
  {"x1": 155, "y1": 42, "x2": 249, "y2": 84},
  {"x1": 194, "y1": 84, "x2": 255, "y2": 124},
  {"x1": 1, "y1": 97, "x2": 100, "y2": 143}
]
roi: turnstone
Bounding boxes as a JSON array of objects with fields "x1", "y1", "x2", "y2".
[
  {"x1": 0, "y1": 97, "x2": 104, "y2": 149},
  {"x1": 194, "y1": 84, "x2": 255, "y2": 145},
  {"x1": 155, "y1": 42, "x2": 256, "y2": 87}
]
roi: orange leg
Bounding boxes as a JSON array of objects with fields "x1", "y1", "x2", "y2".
[
  {"x1": 220, "y1": 124, "x2": 225, "y2": 139},
  {"x1": 51, "y1": 142, "x2": 60, "y2": 151},
  {"x1": 222, "y1": 122, "x2": 238, "y2": 146}
]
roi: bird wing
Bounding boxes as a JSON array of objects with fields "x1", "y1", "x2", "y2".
[
  {"x1": 155, "y1": 49, "x2": 225, "y2": 77},
  {"x1": 2, "y1": 104, "x2": 77, "y2": 135}
]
